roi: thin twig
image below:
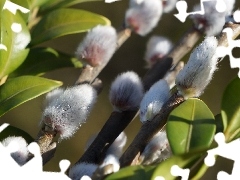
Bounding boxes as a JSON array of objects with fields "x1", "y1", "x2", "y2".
[
  {"x1": 78, "y1": 111, "x2": 137, "y2": 164},
  {"x1": 75, "y1": 28, "x2": 131, "y2": 85},
  {"x1": 120, "y1": 92, "x2": 185, "y2": 167},
  {"x1": 78, "y1": 26, "x2": 201, "y2": 166},
  {"x1": 119, "y1": 23, "x2": 240, "y2": 167},
  {"x1": 142, "y1": 26, "x2": 201, "y2": 90}
]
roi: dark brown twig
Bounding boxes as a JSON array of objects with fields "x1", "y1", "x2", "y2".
[
  {"x1": 119, "y1": 23, "x2": 240, "y2": 167},
  {"x1": 78, "y1": 111, "x2": 137, "y2": 164},
  {"x1": 78, "y1": 26, "x2": 201, "y2": 165},
  {"x1": 120, "y1": 92, "x2": 185, "y2": 167}
]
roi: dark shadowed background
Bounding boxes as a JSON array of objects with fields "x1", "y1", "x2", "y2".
[{"x1": 0, "y1": 0, "x2": 239, "y2": 178}]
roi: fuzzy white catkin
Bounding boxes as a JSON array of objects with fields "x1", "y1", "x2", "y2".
[
  {"x1": 69, "y1": 163, "x2": 98, "y2": 180},
  {"x1": 140, "y1": 79, "x2": 170, "y2": 123},
  {"x1": 106, "y1": 131, "x2": 127, "y2": 157},
  {"x1": 223, "y1": 0, "x2": 235, "y2": 16},
  {"x1": 176, "y1": 36, "x2": 218, "y2": 99},
  {"x1": 41, "y1": 84, "x2": 97, "y2": 140},
  {"x1": 191, "y1": 1, "x2": 226, "y2": 36},
  {"x1": 99, "y1": 154, "x2": 120, "y2": 173},
  {"x1": 144, "y1": 36, "x2": 172, "y2": 68},
  {"x1": 44, "y1": 88, "x2": 64, "y2": 107},
  {"x1": 162, "y1": 0, "x2": 177, "y2": 13},
  {"x1": 76, "y1": 25, "x2": 117, "y2": 67},
  {"x1": 109, "y1": 71, "x2": 144, "y2": 111},
  {"x1": 139, "y1": 130, "x2": 172, "y2": 165},
  {"x1": 125, "y1": 0, "x2": 163, "y2": 36},
  {"x1": 1, "y1": 136, "x2": 29, "y2": 166},
  {"x1": 85, "y1": 132, "x2": 127, "y2": 158}
]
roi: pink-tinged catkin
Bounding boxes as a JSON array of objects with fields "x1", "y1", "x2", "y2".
[
  {"x1": 109, "y1": 71, "x2": 144, "y2": 111},
  {"x1": 1, "y1": 136, "x2": 29, "y2": 166},
  {"x1": 125, "y1": 0, "x2": 163, "y2": 36},
  {"x1": 175, "y1": 36, "x2": 218, "y2": 99},
  {"x1": 76, "y1": 25, "x2": 117, "y2": 67},
  {"x1": 162, "y1": 0, "x2": 177, "y2": 13},
  {"x1": 144, "y1": 36, "x2": 172, "y2": 68},
  {"x1": 41, "y1": 84, "x2": 97, "y2": 140},
  {"x1": 191, "y1": 0, "x2": 235, "y2": 36}
]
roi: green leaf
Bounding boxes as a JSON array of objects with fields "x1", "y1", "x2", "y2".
[
  {"x1": 28, "y1": 0, "x2": 49, "y2": 9},
  {"x1": 0, "y1": 76, "x2": 62, "y2": 117},
  {"x1": 105, "y1": 165, "x2": 156, "y2": 180},
  {"x1": 40, "y1": 0, "x2": 102, "y2": 14},
  {"x1": 0, "y1": 9, "x2": 30, "y2": 79},
  {"x1": 31, "y1": 8, "x2": 110, "y2": 45},
  {"x1": 0, "y1": 0, "x2": 5, "y2": 10},
  {"x1": 9, "y1": 0, "x2": 30, "y2": 22},
  {"x1": 10, "y1": 47, "x2": 82, "y2": 77},
  {"x1": 221, "y1": 77, "x2": 240, "y2": 141},
  {"x1": 151, "y1": 154, "x2": 200, "y2": 180},
  {"x1": 0, "y1": 124, "x2": 33, "y2": 143},
  {"x1": 167, "y1": 98, "x2": 215, "y2": 155},
  {"x1": 215, "y1": 114, "x2": 224, "y2": 133}
]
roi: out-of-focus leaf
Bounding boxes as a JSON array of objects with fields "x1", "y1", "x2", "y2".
[
  {"x1": 0, "y1": 124, "x2": 33, "y2": 143},
  {"x1": 40, "y1": 0, "x2": 102, "y2": 14},
  {"x1": 31, "y1": 8, "x2": 110, "y2": 45},
  {"x1": 9, "y1": 0, "x2": 30, "y2": 21},
  {"x1": 0, "y1": 76, "x2": 62, "y2": 117},
  {"x1": 167, "y1": 98, "x2": 215, "y2": 155},
  {"x1": 105, "y1": 165, "x2": 156, "y2": 180},
  {"x1": 27, "y1": 0, "x2": 49, "y2": 9},
  {"x1": 215, "y1": 114, "x2": 224, "y2": 133},
  {"x1": 10, "y1": 47, "x2": 82, "y2": 77},
  {"x1": 0, "y1": 9, "x2": 30, "y2": 79},
  {"x1": 221, "y1": 77, "x2": 240, "y2": 141},
  {"x1": 151, "y1": 154, "x2": 201, "y2": 180}
]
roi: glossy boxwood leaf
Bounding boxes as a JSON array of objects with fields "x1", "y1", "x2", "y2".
[
  {"x1": 40, "y1": 0, "x2": 102, "y2": 13},
  {"x1": 0, "y1": 76, "x2": 62, "y2": 117},
  {"x1": 0, "y1": 124, "x2": 33, "y2": 143},
  {"x1": 0, "y1": 9, "x2": 30, "y2": 79},
  {"x1": 221, "y1": 77, "x2": 240, "y2": 141},
  {"x1": 31, "y1": 8, "x2": 110, "y2": 45},
  {"x1": 10, "y1": 47, "x2": 82, "y2": 77},
  {"x1": 167, "y1": 98, "x2": 215, "y2": 155},
  {"x1": 151, "y1": 154, "x2": 200, "y2": 180},
  {"x1": 106, "y1": 165, "x2": 156, "y2": 180}
]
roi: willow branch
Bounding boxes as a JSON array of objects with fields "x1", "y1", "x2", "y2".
[
  {"x1": 75, "y1": 28, "x2": 131, "y2": 85},
  {"x1": 120, "y1": 93, "x2": 185, "y2": 167},
  {"x1": 119, "y1": 23, "x2": 240, "y2": 167},
  {"x1": 143, "y1": 26, "x2": 201, "y2": 90},
  {"x1": 77, "y1": 111, "x2": 137, "y2": 164},
  {"x1": 78, "y1": 26, "x2": 202, "y2": 165}
]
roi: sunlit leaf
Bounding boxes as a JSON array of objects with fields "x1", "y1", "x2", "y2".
[
  {"x1": 167, "y1": 98, "x2": 215, "y2": 155},
  {"x1": 221, "y1": 77, "x2": 240, "y2": 141},
  {"x1": 0, "y1": 124, "x2": 33, "y2": 143},
  {"x1": 151, "y1": 154, "x2": 200, "y2": 180},
  {"x1": 40, "y1": 0, "x2": 102, "y2": 14},
  {"x1": 10, "y1": 47, "x2": 82, "y2": 77},
  {"x1": 0, "y1": 9, "x2": 30, "y2": 79},
  {"x1": 0, "y1": 76, "x2": 62, "y2": 117},
  {"x1": 31, "y1": 8, "x2": 110, "y2": 45},
  {"x1": 105, "y1": 165, "x2": 156, "y2": 180}
]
